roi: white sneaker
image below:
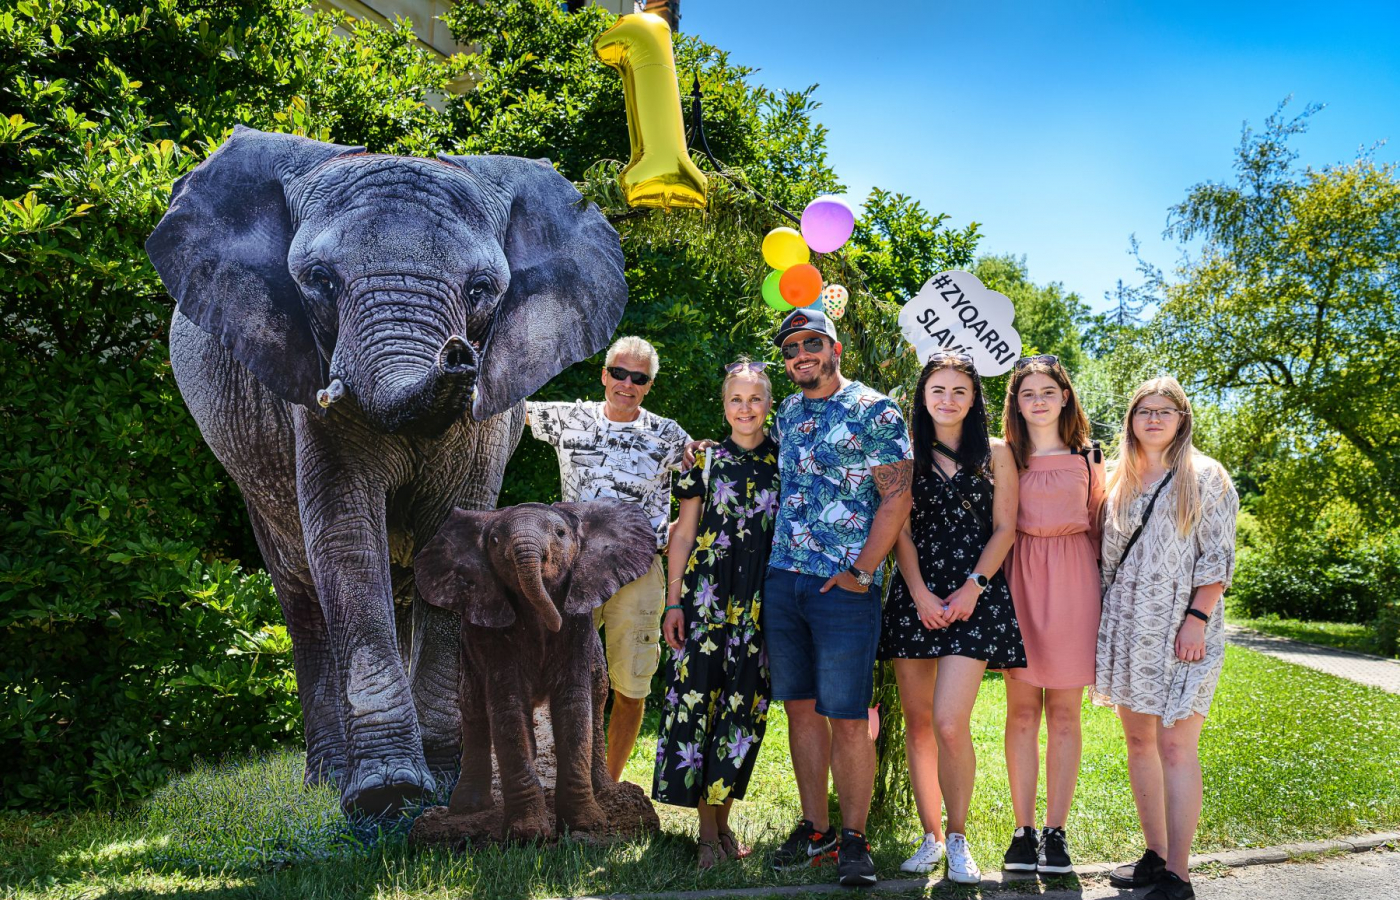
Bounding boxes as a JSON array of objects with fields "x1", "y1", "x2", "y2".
[
  {"x1": 899, "y1": 833, "x2": 946, "y2": 873},
  {"x1": 945, "y1": 832, "x2": 983, "y2": 884}
]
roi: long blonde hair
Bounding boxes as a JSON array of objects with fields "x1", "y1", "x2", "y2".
[{"x1": 1106, "y1": 377, "x2": 1232, "y2": 537}]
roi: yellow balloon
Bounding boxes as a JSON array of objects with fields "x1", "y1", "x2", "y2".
[
  {"x1": 762, "y1": 227, "x2": 809, "y2": 270},
  {"x1": 594, "y1": 13, "x2": 707, "y2": 210}
]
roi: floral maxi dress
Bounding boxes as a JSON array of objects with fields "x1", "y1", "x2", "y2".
[{"x1": 653, "y1": 437, "x2": 778, "y2": 807}]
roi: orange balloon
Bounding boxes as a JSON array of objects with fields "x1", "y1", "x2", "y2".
[{"x1": 780, "y1": 264, "x2": 823, "y2": 307}]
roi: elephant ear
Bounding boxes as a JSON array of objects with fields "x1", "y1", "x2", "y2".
[
  {"x1": 145, "y1": 125, "x2": 365, "y2": 408},
  {"x1": 413, "y1": 508, "x2": 515, "y2": 628},
  {"x1": 556, "y1": 500, "x2": 656, "y2": 616},
  {"x1": 436, "y1": 154, "x2": 627, "y2": 421}
]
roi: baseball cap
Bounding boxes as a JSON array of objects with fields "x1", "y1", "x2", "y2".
[{"x1": 774, "y1": 307, "x2": 840, "y2": 347}]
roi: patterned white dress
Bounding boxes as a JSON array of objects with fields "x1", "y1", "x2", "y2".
[{"x1": 1093, "y1": 462, "x2": 1238, "y2": 727}]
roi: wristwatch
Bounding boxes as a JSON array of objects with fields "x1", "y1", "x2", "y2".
[
  {"x1": 967, "y1": 572, "x2": 989, "y2": 591},
  {"x1": 848, "y1": 566, "x2": 874, "y2": 588}
]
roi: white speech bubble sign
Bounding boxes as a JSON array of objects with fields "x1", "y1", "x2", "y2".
[{"x1": 898, "y1": 270, "x2": 1023, "y2": 376}]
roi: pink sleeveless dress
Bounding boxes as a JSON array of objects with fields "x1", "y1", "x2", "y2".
[{"x1": 1004, "y1": 453, "x2": 1104, "y2": 690}]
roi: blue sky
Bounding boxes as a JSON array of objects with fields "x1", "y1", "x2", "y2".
[{"x1": 681, "y1": 1, "x2": 1400, "y2": 311}]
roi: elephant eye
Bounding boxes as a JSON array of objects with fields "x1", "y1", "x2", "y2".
[
  {"x1": 303, "y1": 264, "x2": 337, "y2": 296},
  {"x1": 465, "y1": 277, "x2": 493, "y2": 302},
  {"x1": 555, "y1": 527, "x2": 566, "y2": 538}
]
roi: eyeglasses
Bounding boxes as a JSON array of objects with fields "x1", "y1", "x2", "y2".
[
  {"x1": 1014, "y1": 354, "x2": 1060, "y2": 370},
  {"x1": 780, "y1": 336, "x2": 828, "y2": 360},
  {"x1": 605, "y1": 366, "x2": 651, "y2": 386},
  {"x1": 1134, "y1": 406, "x2": 1183, "y2": 421},
  {"x1": 725, "y1": 360, "x2": 771, "y2": 375}
]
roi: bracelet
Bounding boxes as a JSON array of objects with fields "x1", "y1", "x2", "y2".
[
  {"x1": 668, "y1": 576, "x2": 684, "y2": 586},
  {"x1": 1185, "y1": 607, "x2": 1210, "y2": 623},
  {"x1": 663, "y1": 604, "x2": 682, "y2": 613}
]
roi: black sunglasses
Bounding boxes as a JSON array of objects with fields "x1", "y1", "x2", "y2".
[
  {"x1": 605, "y1": 365, "x2": 651, "y2": 386},
  {"x1": 780, "y1": 336, "x2": 829, "y2": 360},
  {"x1": 1014, "y1": 354, "x2": 1060, "y2": 370}
]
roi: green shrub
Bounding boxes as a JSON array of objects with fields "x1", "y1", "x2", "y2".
[
  {"x1": 0, "y1": 349, "x2": 299, "y2": 808},
  {"x1": 1376, "y1": 599, "x2": 1400, "y2": 659},
  {"x1": 1231, "y1": 524, "x2": 1400, "y2": 624}
]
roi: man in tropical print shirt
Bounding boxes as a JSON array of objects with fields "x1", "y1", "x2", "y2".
[{"x1": 762, "y1": 308, "x2": 913, "y2": 888}]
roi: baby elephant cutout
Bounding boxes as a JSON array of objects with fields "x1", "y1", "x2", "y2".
[{"x1": 414, "y1": 500, "x2": 656, "y2": 843}]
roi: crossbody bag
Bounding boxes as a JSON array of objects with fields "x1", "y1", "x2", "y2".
[
  {"x1": 929, "y1": 442, "x2": 991, "y2": 540},
  {"x1": 1104, "y1": 469, "x2": 1174, "y2": 591}
]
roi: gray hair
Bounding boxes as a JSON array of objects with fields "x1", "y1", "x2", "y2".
[{"x1": 605, "y1": 335, "x2": 659, "y2": 378}]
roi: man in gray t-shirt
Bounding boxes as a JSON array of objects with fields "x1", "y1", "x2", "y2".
[{"x1": 527, "y1": 335, "x2": 689, "y2": 781}]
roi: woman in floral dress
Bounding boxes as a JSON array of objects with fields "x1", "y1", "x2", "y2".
[{"x1": 654, "y1": 360, "x2": 779, "y2": 869}]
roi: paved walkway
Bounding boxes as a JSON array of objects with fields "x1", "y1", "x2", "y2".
[
  {"x1": 556, "y1": 836, "x2": 1400, "y2": 900},
  {"x1": 1225, "y1": 625, "x2": 1400, "y2": 694}
]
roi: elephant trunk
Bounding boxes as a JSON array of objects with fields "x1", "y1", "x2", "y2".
[
  {"x1": 347, "y1": 328, "x2": 479, "y2": 437},
  {"x1": 509, "y1": 541, "x2": 564, "y2": 634}
]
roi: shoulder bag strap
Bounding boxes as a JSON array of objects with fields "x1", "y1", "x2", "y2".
[
  {"x1": 930, "y1": 442, "x2": 991, "y2": 538},
  {"x1": 1105, "y1": 469, "x2": 1174, "y2": 590},
  {"x1": 1078, "y1": 441, "x2": 1103, "y2": 507}
]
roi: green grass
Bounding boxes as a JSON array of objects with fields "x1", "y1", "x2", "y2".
[
  {"x1": 1227, "y1": 611, "x2": 1390, "y2": 657},
  {"x1": 4, "y1": 645, "x2": 1399, "y2": 899}
]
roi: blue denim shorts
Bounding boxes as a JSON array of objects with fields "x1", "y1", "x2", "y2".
[{"x1": 762, "y1": 567, "x2": 882, "y2": 720}]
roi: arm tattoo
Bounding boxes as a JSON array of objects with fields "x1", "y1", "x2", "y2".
[{"x1": 872, "y1": 459, "x2": 913, "y2": 499}]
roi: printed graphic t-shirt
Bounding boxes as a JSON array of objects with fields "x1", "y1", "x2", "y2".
[
  {"x1": 769, "y1": 381, "x2": 912, "y2": 586},
  {"x1": 528, "y1": 400, "x2": 691, "y2": 550}
]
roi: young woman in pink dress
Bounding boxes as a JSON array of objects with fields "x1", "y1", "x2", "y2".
[{"x1": 998, "y1": 355, "x2": 1104, "y2": 876}]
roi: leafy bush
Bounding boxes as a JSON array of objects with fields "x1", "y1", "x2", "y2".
[
  {"x1": 0, "y1": 351, "x2": 299, "y2": 808},
  {"x1": 1230, "y1": 522, "x2": 1400, "y2": 625}
]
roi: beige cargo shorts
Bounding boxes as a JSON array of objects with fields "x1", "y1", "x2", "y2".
[{"x1": 593, "y1": 554, "x2": 665, "y2": 700}]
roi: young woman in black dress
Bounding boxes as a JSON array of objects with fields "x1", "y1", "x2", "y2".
[{"x1": 878, "y1": 351, "x2": 1025, "y2": 882}]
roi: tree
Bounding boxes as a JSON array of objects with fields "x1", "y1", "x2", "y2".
[{"x1": 1150, "y1": 101, "x2": 1400, "y2": 521}]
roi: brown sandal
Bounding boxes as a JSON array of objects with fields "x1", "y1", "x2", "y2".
[
  {"x1": 717, "y1": 830, "x2": 751, "y2": 859},
  {"x1": 697, "y1": 838, "x2": 726, "y2": 870}
]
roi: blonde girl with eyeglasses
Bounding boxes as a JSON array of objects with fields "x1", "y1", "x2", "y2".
[{"x1": 1095, "y1": 377, "x2": 1238, "y2": 900}]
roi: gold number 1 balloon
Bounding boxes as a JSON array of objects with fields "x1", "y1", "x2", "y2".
[{"x1": 594, "y1": 13, "x2": 707, "y2": 210}]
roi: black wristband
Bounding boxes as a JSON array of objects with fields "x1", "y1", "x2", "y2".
[{"x1": 1185, "y1": 607, "x2": 1210, "y2": 623}]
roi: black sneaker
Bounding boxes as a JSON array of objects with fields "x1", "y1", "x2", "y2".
[
  {"x1": 1109, "y1": 848, "x2": 1168, "y2": 888},
  {"x1": 837, "y1": 828, "x2": 876, "y2": 887},
  {"x1": 1144, "y1": 871, "x2": 1195, "y2": 900},
  {"x1": 1037, "y1": 826, "x2": 1073, "y2": 875},
  {"x1": 1002, "y1": 826, "x2": 1039, "y2": 872},
  {"x1": 769, "y1": 818, "x2": 838, "y2": 871}
]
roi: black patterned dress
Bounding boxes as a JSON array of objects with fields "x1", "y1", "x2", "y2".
[
  {"x1": 652, "y1": 437, "x2": 778, "y2": 807},
  {"x1": 878, "y1": 466, "x2": 1027, "y2": 665}
]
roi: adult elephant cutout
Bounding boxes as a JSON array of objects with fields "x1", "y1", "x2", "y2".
[
  {"x1": 414, "y1": 500, "x2": 655, "y2": 842},
  {"x1": 145, "y1": 126, "x2": 627, "y2": 815}
]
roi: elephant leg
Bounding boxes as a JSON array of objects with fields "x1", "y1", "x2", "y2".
[
  {"x1": 409, "y1": 598, "x2": 463, "y2": 776},
  {"x1": 486, "y1": 671, "x2": 551, "y2": 842},
  {"x1": 551, "y1": 659, "x2": 607, "y2": 834},
  {"x1": 447, "y1": 665, "x2": 493, "y2": 815},
  {"x1": 589, "y1": 642, "x2": 612, "y2": 795},
  {"x1": 246, "y1": 504, "x2": 348, "y2": 785},
  {"x1": 295, "y1": 413, "x2": 431, "y2": 816}
]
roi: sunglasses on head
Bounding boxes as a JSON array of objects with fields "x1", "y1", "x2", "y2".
[
  {"x1": 725, "y1": 360, "x2": 771, "y2": 375},
  {"x1": 929, "y1": 349, "x2": 974, "y2": 364},
  {"x1": 780, "y1": 336, "x2": 829, "y2": 360},
  {"x1": 1014, "y1": 354, "x2": 1060, "y2": 370},
  {"x1": 605, "y1": 366, "x2": 651, "y2": 386}
]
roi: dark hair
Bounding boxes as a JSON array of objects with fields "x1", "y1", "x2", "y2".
[
  {"x1": 911, "y1": 354, "x2": 991, "y2": 476},
  {"x1": 1001, "y1": 357, "x2": 1092, "y2": 470}
]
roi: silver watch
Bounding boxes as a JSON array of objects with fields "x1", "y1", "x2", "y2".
[{"x1": 848, "y1": 566, "x2": 874, "y2": 588}]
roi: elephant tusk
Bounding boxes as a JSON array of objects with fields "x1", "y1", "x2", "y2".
[{"x1": 317, "y1": 378, "x2": 346, "y2": 409}]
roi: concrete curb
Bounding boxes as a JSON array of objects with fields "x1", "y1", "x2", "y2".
[{"x1": 552, "y1": 832, "x2": 1400, "y2": 900}]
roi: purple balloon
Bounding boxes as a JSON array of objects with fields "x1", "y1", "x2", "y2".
[{"x1": 801, "y1": 196, "x2": 855, "y2": 253}]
